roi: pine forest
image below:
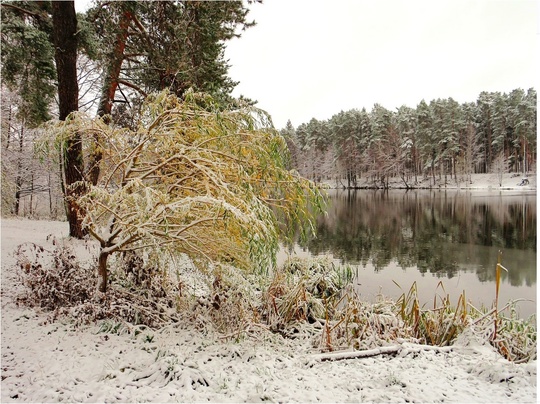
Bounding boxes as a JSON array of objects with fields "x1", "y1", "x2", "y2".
[{"x1": 282, "y1": 88, "x2": 536, "y2": 188}]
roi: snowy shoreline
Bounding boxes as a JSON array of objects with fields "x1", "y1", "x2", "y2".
[
  {"x1": 320, "y1": 172, "x2": 537, "y2": 191},
  {"x1": 1, "y1": 216, "x2": 537, "y2": 403}
]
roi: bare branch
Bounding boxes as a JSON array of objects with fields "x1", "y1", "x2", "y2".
[{"x1": 117, "y1": 79, "x2": 148, "y2": 98}]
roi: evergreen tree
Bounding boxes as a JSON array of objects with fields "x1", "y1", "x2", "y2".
[
  {"x1": 304, "y1": 118, "x2": 330, "y2": 182},
  {"x1": 512, "y1": 88, "x2": 537, "y2": 173},
  {"x1": 280, "y1": 120, "x2": 298, "y2": 170},
  {"x1": 86, "y1": 0, "x2": 256, "y2": 184},
  {"x1": 329, "y1": 110, "x2": 357, "y2": 186},
  {"x1": 476, "y1": 91, "x2": 495, "y2": 173},
  {"x1": 1, "y1": 1, "x2": 56, "y2": 126},
  {"x1": 89, "y1": 0, "x2": 254, "y2": 113},
  {"x1": 490, "y1": 92, "x2": 509, "y2": 163},
  {"x1": 396, "y1": 105, "x2": 419, "y2": 182},
  {"x1": 368, "y1": 104, "x2": 397, "y2": 186},
  {"x1": 415, "y1": 99, "x2": 436, "y2": 184},
  {"x1": 458, "y1": 102, "x2": 481, "y2": 183},
  {"x1": 1, "y1": 1, "x2": 86, "y2": 237},
  {"x1": 440, "y1": 98, "x2": 462, "y2": 181}
]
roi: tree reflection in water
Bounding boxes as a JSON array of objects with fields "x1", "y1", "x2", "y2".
[{"x1": 301, "y1": 190, "x2": 536, "y2": 287}]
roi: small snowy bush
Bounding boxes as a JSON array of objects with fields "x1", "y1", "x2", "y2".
[
  {"x1": 14, "y1": 241, "x2": 182, "y2": 327},
  {"x1": 15, "y1": 242, "x2": 95, "y2": 311}
]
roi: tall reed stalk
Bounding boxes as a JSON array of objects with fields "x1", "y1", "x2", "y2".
[{"x1": 493, "y1": 250, "x2": 508, "y2": 341}]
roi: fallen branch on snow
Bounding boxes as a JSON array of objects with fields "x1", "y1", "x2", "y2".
[{"x1": 310, "y1": 342, "x2": 454, "y2": 362}]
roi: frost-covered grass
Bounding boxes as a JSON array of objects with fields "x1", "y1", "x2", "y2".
[
  {"x1": 392, "y1": 280, "x2": 537, "y2": 363},
  {"x1": 267, "y1": 258, "x2": 536, "y2": 362},
  {"x1": 1, "y1": 218, "x2": 537, "y2": 403}
]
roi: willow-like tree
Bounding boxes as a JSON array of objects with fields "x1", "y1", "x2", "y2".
[
  {"x1": 1, "y1": 0, "x2": 256, "y2": 237},
  {"x1": 49, "y1": 91, "x2": 325, "y2": 293}
]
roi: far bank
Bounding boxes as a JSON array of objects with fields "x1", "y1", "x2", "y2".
[{"x1": 318, "y1": 172, "x2": 536, "y2": 191}]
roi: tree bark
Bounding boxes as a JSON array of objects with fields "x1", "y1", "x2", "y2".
[
  {"x1": 14, "y1": 124, "x2": 24, "y2": 216},
  {"x1": 51, "y1": 1, "x2": 86, "y2": 239},
  {"x1": 96, "y1": 6, "x2": 132, "y2": 119},
  {"x1": 88, "y1": 5, "x2": 134, "y2": 186},
  {"x1": 97, "y1": 250, "x2": 110, "y2": 293},
  {"x1": 51, "y1": 2, "x2": 78, "y2": 122}
]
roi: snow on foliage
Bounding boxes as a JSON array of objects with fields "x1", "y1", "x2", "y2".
[{"x1": 44, "y1": 90, "x2": 325, "y2": 293}]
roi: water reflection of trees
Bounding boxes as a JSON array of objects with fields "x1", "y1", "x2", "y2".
[{"x1": 303, "y1": 190, "x2": 536, "y2": 286}]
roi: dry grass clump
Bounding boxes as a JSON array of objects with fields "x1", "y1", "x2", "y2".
[
  {"x1": 493, "y1": 312, "x2": 537, "y2": 363},
  {"x1": 262, "y1": 257, "x2": 353, "y2": 330},
  {"x1": 318, "y1": 291, "x2": 414, "y2": 352},
  {"x1": 392, "y1": 279, "x2": 536, "y2": 363},
  {"x1": 260, "y1": 257, "x2": 415, "y2": 352},
  {"x1": 189, "y1": 263, "x2": 264, "y2": 338},
  {"x1": 259, "y1": 256, "x2": 535, "y2": 363},
  {"x1": 394, "y1": 281, "x2": 469, "y2": 346},
  {"x1": 260, "y1": 257, "x2": 417, "y2": 351},
  {"x1": 468, "y1": 303, "x2": 537, "y2": 363}
]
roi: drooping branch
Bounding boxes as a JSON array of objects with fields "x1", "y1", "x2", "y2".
[
  {"x1": 1, "y1": 3, "x2": 45, "y2": 20},
  {"x1": 73, "y1": 91, "x2": 325, "y2": 293}
]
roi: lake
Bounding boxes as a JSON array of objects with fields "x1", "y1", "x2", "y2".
[{"x1": 280, "y1": 189, "x2": 537, "y2": 320}]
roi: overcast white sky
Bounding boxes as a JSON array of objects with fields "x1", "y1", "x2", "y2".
[{"x1": 224, "y1": 0, "x2": 538, "y2": 128}]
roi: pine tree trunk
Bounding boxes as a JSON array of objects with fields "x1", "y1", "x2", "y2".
[
  {"x1": 52, "y1": 1, "x2": 86, "y2": 239},
  {"x1": 52, "y1": 2, "x2": 78, "y2": 122},
  {"x1": 89, "y1": 6, "x2": 133, "y2": 186}
]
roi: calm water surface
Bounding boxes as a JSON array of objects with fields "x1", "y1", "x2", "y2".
[{"x1": 282, "y1": 189, "x2": 537, "y2": 320}]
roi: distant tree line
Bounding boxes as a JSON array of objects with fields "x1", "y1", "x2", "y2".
[{"x1": 282, "y1": 89, "x2": 536, "y2": 188}]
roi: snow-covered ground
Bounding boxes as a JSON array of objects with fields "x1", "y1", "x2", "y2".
[{"x1": 1, "y1": 194, "x2": 537, "y2": 403}]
